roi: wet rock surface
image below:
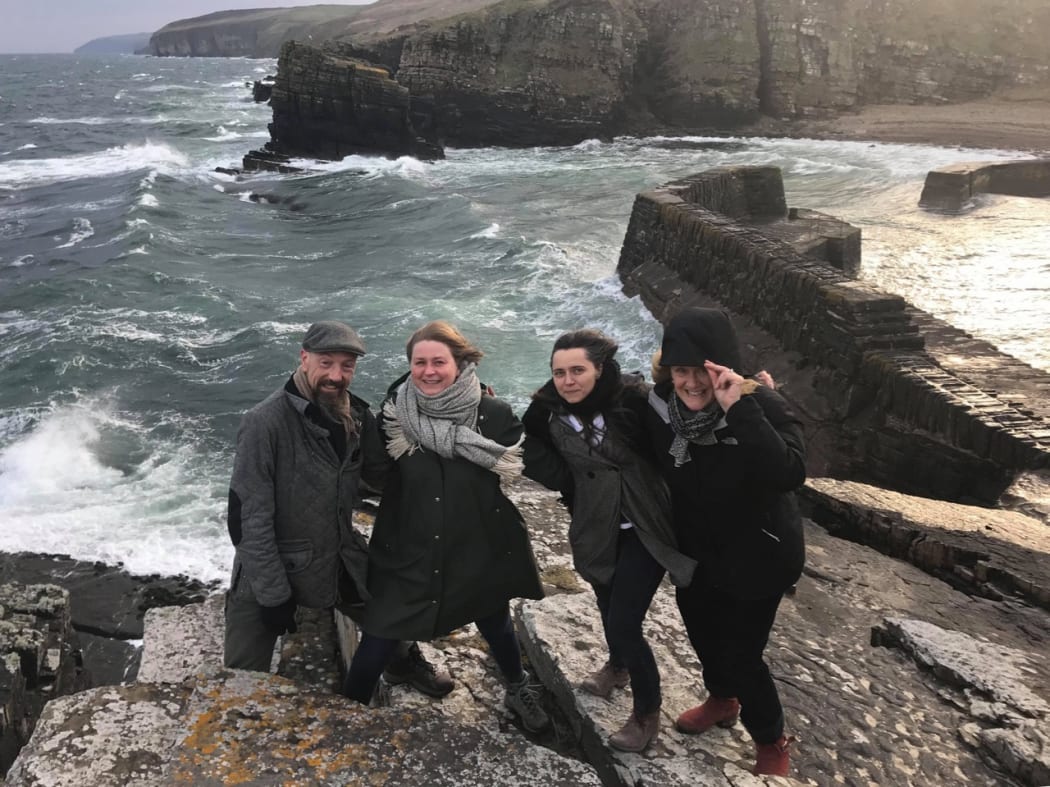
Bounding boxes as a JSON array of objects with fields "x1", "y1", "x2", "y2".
[{"x1": 0, "y1": 551, "x2": 216, "y2": 686}]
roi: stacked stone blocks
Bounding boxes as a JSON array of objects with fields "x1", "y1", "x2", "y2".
[{"x1": 617, "y1": 166, "x2": 1050, "y2": 502}]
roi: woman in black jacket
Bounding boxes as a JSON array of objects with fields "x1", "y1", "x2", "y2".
[
  {"x1": 523, "y1": 329, "x2": 695, "y2": 752},
  {"x1": 342, "y1": 320, "x2": 548, "y2": 732},
  {"x1": 646, "y1": 308, "x2": 805, "y2": 777}
]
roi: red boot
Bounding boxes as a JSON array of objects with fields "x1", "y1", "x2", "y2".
[
  {"x1": 753, "y1": 735, "x2": 794, "y2": 777},
  {"x1": 674, "y1": 696, "x2": 740, "y2": 734}
]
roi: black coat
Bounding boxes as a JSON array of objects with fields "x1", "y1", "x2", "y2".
[
  {"x1": 646, "y1": 383, "x2": 805, "y2": 599},
  {"x1": 362, "y1": 377, "x2": 544, "y2": 641}
]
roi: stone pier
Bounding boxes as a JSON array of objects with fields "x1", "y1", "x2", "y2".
[
  {"x1": 919, "y1": 159, "x2": 1050, "y2": 212},
  {"x1": 616, "y1": 166, "x2": 1050, "y2": 505}
]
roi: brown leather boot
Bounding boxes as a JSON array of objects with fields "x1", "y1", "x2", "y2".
[
  {"x1": 674, "y1": 696, "x2": 740, "y2": 734},
  {"x1": 609, "y1": 709, "x2": 660, "y2": 752},
  {"x1": 579, "y1": 661, "x2": 629, "y2": 698},
  {"x1": 753, "y1": 734, "x2": 794, "y2": 776}
]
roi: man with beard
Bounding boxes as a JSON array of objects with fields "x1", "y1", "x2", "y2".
[{"x1": 223, "y1": 321, "x2": 453, "y2": 698}]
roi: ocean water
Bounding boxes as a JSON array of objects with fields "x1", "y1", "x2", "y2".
[{"x1": 1, "y1": 54, "x2": 1047, "y2": 583}]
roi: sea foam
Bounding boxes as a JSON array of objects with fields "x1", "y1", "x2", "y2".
[
  {"x1": 0, "y1": 403, "x2": 230, "y2": 583},
  {"x1": 0, "y1": 142, "x2": 189, "y2": 187}
]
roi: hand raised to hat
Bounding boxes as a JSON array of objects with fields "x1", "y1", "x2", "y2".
[{"x1": 704, "y1": 360, "x2": 747, "y2": 410}]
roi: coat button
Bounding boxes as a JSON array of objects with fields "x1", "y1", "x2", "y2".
[
  {"x1": 587, "y1": 471, "x2": 596, "y2": 479},
  {"x1": 433, "y1": 569, "x2": 439, "y2": 574},
  {"x1": 434, "y1": 496, "x2": 441, "y2": 503}
]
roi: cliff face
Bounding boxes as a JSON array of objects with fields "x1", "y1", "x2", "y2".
[
  {"x1": 391, "y1": 0, "x2": 644, "y2": 146},
  {"x1": 158, "y1": 0, "x2": 1049, "y2": 134},
  {"x1": 243, "y1": 41, "x2": 443, "y2": 169},
  {"x1": 353, "y1": 0, "x2": 1050, "y2": 144}
]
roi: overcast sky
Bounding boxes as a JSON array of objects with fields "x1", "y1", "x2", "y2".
[{"x1": 0, "y1": 1, "x2": 367, "y2": 54}]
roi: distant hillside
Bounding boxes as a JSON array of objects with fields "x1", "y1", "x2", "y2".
[
  {"x1": 75, "y1": 33, "x2": 152, "y2": 54},
  {"x1": 148, "y1": 0, "x2": 504, "y2": 57},
  {"x1": 148, "y1": 5, "x2": 362, "y2": 57}
]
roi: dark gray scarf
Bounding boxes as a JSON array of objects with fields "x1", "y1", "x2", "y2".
[{"x1": 667, "y1": 395, "x2": 724, "y2": 467}]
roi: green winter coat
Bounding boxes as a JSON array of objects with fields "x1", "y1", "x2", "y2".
[{"x1": 362, "y1": 376, "x2": 545, "y2": 641}]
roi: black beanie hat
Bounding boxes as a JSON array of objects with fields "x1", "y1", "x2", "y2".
[{"x1": 659, "y1": 308, "x2": 742, "y2": 370}]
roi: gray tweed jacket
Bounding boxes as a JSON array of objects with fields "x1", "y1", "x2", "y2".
[{"x1": 227, "y1": 381, "x2": 388, "y2": 609}]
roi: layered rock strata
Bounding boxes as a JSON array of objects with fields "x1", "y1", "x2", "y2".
[
  {"x1": 164, "y1": 0, "x2": 1050, "y2": 153},
  {"x1": 920, "y1": 159, "x2": 1050, "y2": 212},
  {"x1": 617, "y1": 165, "x2": 1050, "y2": 504},
  {"x1": 0, "y1": 584, "x2": 88, "y2": 777},
  {"x1": 242, "y1": 41, "x2": 443, "y2": 171}
]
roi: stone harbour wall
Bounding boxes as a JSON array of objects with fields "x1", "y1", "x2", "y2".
[
  {"x1": 617, "y1": 166, "x2": 1050, "y2": 503},
  {"x1": 920, "y1": 158, "x2": 1050, "y2": 212}
]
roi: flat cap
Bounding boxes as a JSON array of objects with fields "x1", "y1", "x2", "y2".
[{"x1": 301, "y1": 321, "x2": 367, "y2": 356}]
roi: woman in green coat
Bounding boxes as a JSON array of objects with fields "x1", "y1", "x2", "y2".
[{"x1": 342, "y1": 320, "x2": 548, "y2": 732}]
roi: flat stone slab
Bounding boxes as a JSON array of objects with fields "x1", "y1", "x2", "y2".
[
  {"x1": 873, "y1": 617, "x2": 1050, "y2": 785},
  {"x1": 802, "y1": 477, "x2": 1050, "y2": 610},
  {"x1": 5, "y1": 670, "x2": 601, "y2": 787}
]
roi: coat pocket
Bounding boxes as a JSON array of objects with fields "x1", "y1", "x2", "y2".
[{"x1": 277, "y1": 539, "x2": 313, "y2": 574}]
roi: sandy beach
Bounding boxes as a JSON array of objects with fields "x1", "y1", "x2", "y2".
[{"x1": 782, "y1": 87, "x2": 1050, "y2": 154}]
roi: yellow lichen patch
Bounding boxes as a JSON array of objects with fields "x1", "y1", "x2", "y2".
[{"x1": 542, "y1": 564, "x2": 583, "y2": 592}]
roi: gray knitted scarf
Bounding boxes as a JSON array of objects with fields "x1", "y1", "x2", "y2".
[
  {"x1": 667, "y1": 395, "x2": 724, "y2": 467},
  {"x1": 383, "y1": 363, "x2": 523, "y2": 480}
]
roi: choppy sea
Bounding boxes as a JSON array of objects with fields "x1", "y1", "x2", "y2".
[{"x1": 1, "y1": 53, "x2": 1047, "y2": 583}]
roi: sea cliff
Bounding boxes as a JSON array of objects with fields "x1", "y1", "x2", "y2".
[{"x1": 154, "y1": 0, "x2": 1050, "y2": 142}]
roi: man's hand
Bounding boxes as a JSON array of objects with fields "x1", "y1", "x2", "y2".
[{"x1": 260, "y1": 598, "x2": 298, "y2": 635}]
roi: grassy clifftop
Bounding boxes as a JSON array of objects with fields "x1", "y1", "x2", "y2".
[{"x1": 149, "y1": 0, "x2": 507, "y2": 56}]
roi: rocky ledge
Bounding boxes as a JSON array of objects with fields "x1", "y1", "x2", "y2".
[{"x1": 6, "y1": 478, "x2": 1049, "y2": 786}]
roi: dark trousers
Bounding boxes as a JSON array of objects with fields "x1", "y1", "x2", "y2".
[
  {"x1": 591, "y1": 527, "x2": 665, "y2": 716},
  {"x1": 676, "y1": 581, "x2": 785, "y2": 743},
  {"x1": 342, "y1": 603, "x2": 523, "y2": 703},
  {"x1": 224, "y1": 574, "x2": 412, "y2": 673}
]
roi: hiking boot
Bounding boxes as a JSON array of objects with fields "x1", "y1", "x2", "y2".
[
  {"x1": 609, "y1": 709, "x2": 660, "y2": 752},
  {"x1": 753, "y1": 734, "x2": 795, "y2": 777},
  {"x1": 369, "y1": 677, "x2": 392, "y2": 709},
  {"x1": 383, "y1": 642, "x2": 454, "y2": 698},
  {"x1": 675, "y1": 696, "x2": 740, "y2": 734},
  {"x1": 580, "y1": 661, "x2": 630, "y2": 698},
  {"x1": 504, "y1": 670, "x2": 550, "y2": 732}
]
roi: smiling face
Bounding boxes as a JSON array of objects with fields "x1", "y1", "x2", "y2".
[
  {"x1": 300, "y1": 349, "x2": 358, "y2": 403},
  {"x1": 551, "y1": 347, "x2": 600, "y2": 404},
  {"x1": 410, "y1": 339, "x2": 458, "y2": 395},
  {"x1": 671, "y1": 365, "x2": 715, "y2": 411}
]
